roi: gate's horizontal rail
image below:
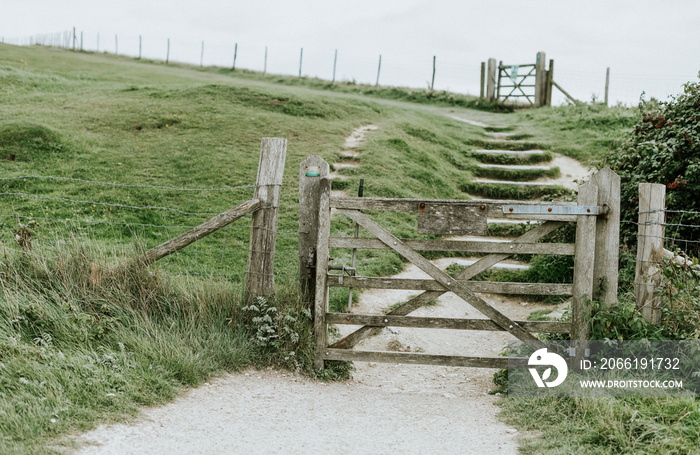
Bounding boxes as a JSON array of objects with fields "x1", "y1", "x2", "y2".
[
  {"x1": 329, "y1": 237, "x2": 575, "y2": 255},
  {"x1": 499, "y1": 63, "x2": 536, "y2": 69},
  {"x1": 327, "y1": 275, "x2": 573, "y2": 296},
  {"x1": 323, "y1": 349, "x2": 528, "y2": 368},
  {"x1": 330, "y1": 196, "x2": 580, "y2": 221},
  {"x1": 326, "y1": 313, "x2": 571, "y2": 333}
]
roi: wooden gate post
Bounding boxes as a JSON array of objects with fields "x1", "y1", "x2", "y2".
[
  {"x1": 486, "y1": 58, "x2": 497, "y2": 102},
  {"x1": 299, "y1": 155, "x2": 330, "y2": 307},
  {"x1": 545, "y1": 59, "x2": 554, "y2": 107},
  {"x1": 572, "y1": 182, "x2": 598, "y2": 348},
  {"x1": 534, "y1": 51, "x2": 546, "y2": 106},
  {"x1": 313, "y1": 178, "x2": 332, "y2": 370},
  {"x1": 245, "y1": 138, "x2": 287, "y2": 303},
  {"x1": 634, "y1": 183, "x2": 666, "y2": 324},
  {"x1": 591, "y1": 167, "x2": 621, "y2": 305},
  {"x1": 480, "y1": 62, "x2": 486, "y2": 99}
]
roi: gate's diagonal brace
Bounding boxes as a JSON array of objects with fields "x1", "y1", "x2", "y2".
[
  {"x1": 336, "y1": 209, "x2": 546, "y2": 350},
  {"x1": 331, "y1": 220, "x2": 564, "y2": 349}
]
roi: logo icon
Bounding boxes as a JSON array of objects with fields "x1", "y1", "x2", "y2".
[{"x1": 528, "y1": 348, "x2": 568, "y2": 388}]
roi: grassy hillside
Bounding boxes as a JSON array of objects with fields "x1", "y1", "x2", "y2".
[{"x1": 0, "y1": 43, "x2": 642, "y2": 454}]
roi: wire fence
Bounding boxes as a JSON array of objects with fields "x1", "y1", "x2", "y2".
[
  {"x1": 0, "y1": 174, "x2": 301, "y2": 287},
  {"x1": 622, "y1": 207, "x2": 700, "y2": 308},
  {"x1": 3, "y1": 29, "x2": 695, "y2": 107}
]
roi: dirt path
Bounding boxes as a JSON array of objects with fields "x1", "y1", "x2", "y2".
[{"x1": 330, "y1": 124, "x2": 377, "y2": 198}]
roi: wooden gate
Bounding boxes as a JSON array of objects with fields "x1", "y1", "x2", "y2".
[
  {"x1": 486, "y1": 52, "x2": 553, "y2": 106},
  {"x1": 301, "y1": 158, "x2": 620, "y2": 370}
]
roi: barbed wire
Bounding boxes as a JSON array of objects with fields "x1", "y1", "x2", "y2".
[
  {"x1": 638, "y1": 209, "x2": 700, "y2": 216},
  {"x1": 0, "y1": 175, "x2": 266, "y2": 192}
]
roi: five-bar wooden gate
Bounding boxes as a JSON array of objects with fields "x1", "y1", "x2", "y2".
[{"x1": 300, "y1": 157, "x2": 620, "y2": 370}]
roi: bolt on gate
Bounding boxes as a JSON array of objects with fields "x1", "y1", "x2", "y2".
[{"x1": 299, "y1": 157, "x2": 620, "y2": 370}]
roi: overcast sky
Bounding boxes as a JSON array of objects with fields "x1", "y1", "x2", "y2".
[{"x1": 3, "y1": 0, "x2": 699, "y2": 105}]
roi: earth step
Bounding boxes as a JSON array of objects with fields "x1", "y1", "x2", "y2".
[
  {"x1": 472, "y1": 178, "x2": 560, "y2": 186},
  {"x1": 472, "y1": 149, "x2": 545, "y2": 156},
  {"x1": 339, "y1": 149, "x2": 362, "y2": 158},
  {"x1": 476, "y1": 163, "x2": 552, "y2": 170},
  {"x1": 328, "y1": 172, "x2": 350, "y2": 181},
  {"x1": 484, "y1": 132, "x2": 517, "y2": 138},
  {"x1": 447, "y1": 115, "x2": 491, "y2": 128},
  {"x1": 333, "y1": 162, "x2": 360, "y2": 170},
  {"x1": 485, "y1": 139, "x2": 530, "y2": 144}
]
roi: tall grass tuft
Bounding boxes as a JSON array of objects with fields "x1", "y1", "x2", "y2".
[{"x1": 0, "y1": 238, "x2": 314, "y2": 454}]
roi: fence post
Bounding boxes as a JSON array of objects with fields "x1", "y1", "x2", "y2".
[
  {"x1": 431, "y1": 55, "x2": 436, "y2": 91},
  {"x1": 313, "y1": 178, "x2": 332, "y2": 370},
  {"x1": 545, "y1": 59, "x2": 554, "y2": 107},
  {"x1": 245, "y1": 138, "x2": 288, "y2": 303},
  {"x1": 332, "y1": 49, "x2": 337, "y2": 84},
  {"x1": 480, "y1": 62, "x2": 485, "y2": 99},
  {"x1": 263, "y1": 46, "x2": 268, "y2": 75},
  {"x1": 572, "y1": 182, "x2": 598, "y2": 361},
  {"x1": 299, "y1": 155, "x2": 330, "y2": 308},
  {"x1": 298, "y1": 47, "x2": 303, "y2": 78},
  {"x1": 634, "y1": 183, "x2": 666, "y2": 324},
  {"x1": 604, "y1": 67, "x2": 610, "y2": 106},
  {"x1": 486, "y1": 58, "x2": 496, "y2": 102},
  {"x1": 534, "y1": 51, "x2": 546, "y2": 106},
  {"x1": 166, "y1": 38, "x2": 170, "y2": 64},
  {"x1": 375, "y1": 54, "x2": 382, "y2": 86},
  {"x1": 591, "y1": 167, "x2": 621, "y2": 305}
]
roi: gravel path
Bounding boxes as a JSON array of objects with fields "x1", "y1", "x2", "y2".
[
  {"x1": 74, "y1": 257, "x2": 563, "y2": 455},
  {"x1": 75, "y1": 366, "x2": 519, "y2": 455}
]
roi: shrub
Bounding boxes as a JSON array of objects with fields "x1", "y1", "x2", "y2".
[{"x1": 605, "y1": 81, "x2": 700, "y2": 254}]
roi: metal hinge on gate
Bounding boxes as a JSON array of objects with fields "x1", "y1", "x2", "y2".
[{"x1": 503, "y1": 204, "x2": 609, "y2": 216}]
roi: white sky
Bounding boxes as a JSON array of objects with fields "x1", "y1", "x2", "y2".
[{"x1": 2, "y1": 0, "x2": 699, "y2": 105}]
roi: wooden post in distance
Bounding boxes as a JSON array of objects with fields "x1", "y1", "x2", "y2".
[{"x1": 534, "y1": 51, "x2": 546, "y2": 106}]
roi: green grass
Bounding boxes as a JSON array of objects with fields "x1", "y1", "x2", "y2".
[
  {"x1": 0, "y1": 43, "x2": 650, "y2": 453},
  {"x1": 499, "y1": 397, "x2": 700, "y2": 454},
  {"x1": 472, "y1": 166, "x2": 560, "y2": 181},
  {"x1": 507, "y1": 103, "x2": 637, "y2": 165},
  {"x1": 0, "y1": 241, "x2": 313, "y2": 454},
  {"x1": 469, "y1": 151, "x2": 554, "y2": 165},
  {"x1": 460, "y1": 182, "x2": 570, "y2": 200}
]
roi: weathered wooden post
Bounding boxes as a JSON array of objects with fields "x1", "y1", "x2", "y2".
[
  {"x1": 545, "y1": 59, "x2": 554, "y2": 107},
  {"x1": 634, "y1": 183, "x2": 666, "y2": 324},
  {"x1": 604, "y1": 67, "x2": 610, "y2": 106},
  {"x1": 486, "y1": 58, "x2": 497, "y2": 102},
  {"x1": 534, "y1": 51, "x2": 546, "y2": 106},
  {"x1": 313, "y1": 178, "x2": 332, "y2": 370},
  {"x1": 245, "y1": 138, "x2": 288, "y2": 303},
  {"x1": 480, "y1": 61, "x2": 486, "y2": 99},
  {"x1": 591, "y1": 167, "x2": 621, "y2": 305},
  {"x1": 299, "y1": 155, "x2": 330, "y2": 308},
  {"x1": 571, "y1": 181, "x2": 598, "y2": 365}
]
